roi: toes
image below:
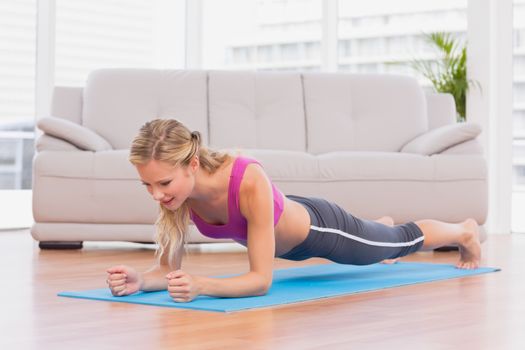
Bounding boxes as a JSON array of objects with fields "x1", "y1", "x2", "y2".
[
  {"x1": 456, "y1": 261, "x2": 467, "y2": 269},
  {"x1": 380, "y1": 258, "x2": 400, "y2": 264},
  {"x1": 456, "y1": 261, "x2": 479, "y2": 270}
]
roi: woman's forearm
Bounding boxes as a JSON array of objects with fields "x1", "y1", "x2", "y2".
[
  {"x1": 140, "y1": 265, "x2": 172, "y2": 292},
  {"x1": 195, "y1": 271, "x2": 271, "y2": 298},
  {"x1": 142, "y1": 246, "x2": 183, "y2": 292}
]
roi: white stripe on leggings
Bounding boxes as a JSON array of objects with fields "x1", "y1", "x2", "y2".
[{"x1": 309, "y1": 225, "x2": 425, "y2": 247}]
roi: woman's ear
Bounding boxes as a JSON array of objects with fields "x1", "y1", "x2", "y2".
[{"x1": 190, "y1": 156, "x2": 199, "y2": 172}]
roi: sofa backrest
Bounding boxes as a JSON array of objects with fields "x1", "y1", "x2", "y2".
[
  {"x1": 207, "y1": 71, "x2": 306, "y2": 151},
  {"x1": 303, "y1": 73, "x2": 428, "y2": 153},
  {"x1": 57, "y1": 69, "x2": 442, "y2": 153},
  {"x1": 51, "y1": 86, "x2": 83, "y2": 124},
  {"x1": 82, "y1": 69, "x2": 208, "y2": 149}
]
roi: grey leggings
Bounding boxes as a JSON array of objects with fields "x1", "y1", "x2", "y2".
[{"x1": 279, "y1": 195, "x2": 425, "y2": 265}]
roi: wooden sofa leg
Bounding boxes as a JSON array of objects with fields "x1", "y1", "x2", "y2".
[{"x1": 39, "y1": 241, "x2": 83, "y2": 250}]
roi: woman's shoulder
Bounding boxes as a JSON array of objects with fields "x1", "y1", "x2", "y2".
[
  {"x1": 235, "y1": 154, "x2": 260, "y2": 165},
  {"x1": 239, "y1": 160, "x2": 270, "y2": 194}
]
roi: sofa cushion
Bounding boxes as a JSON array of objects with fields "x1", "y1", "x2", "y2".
[
  {"x1": 401, "y1": 122, "x2": 482, "y2": 155},
  {"x1": 303, "y1": 73, "x2": 428, "y2": 154},
  {"x1": 37, "y1": 116, "x2": 112, "y2": 151},
  {"x1": 36, "y1": 134, "x2": 81, "y2": 152},
  {"x1": 34, "y1": 150, "x2": 137, "y2": 179},
  {"x1": 83, "y1": 69, "x2": 208, "y2": 149},
  {"x1": 33, "y1": 150, "x2": 156, "y2": 224},
  {"x1": 317, "y1": 152, "x2": 433, "y2": 181},
  {"x1": 315, "y1": 153, "x2": 487, "y2": 224},
  {"x1": 219, "y1": 150, "x2": 486, "y2": 197},
  {"x1": 440, "y1": 139, "x2": 483, "y2": 155},
  {"x1": 236, "y1": 149, "x2": 319, "y2": 181},
  {"x1": 32, "y1": 149, "x2": 487, "y2": 228},
  {"x1": 208, "y1": 71, "x2": 306, "y2": 151},
  {"x1": 316, "y1": 152, "x2": 486, "y2": 181}
]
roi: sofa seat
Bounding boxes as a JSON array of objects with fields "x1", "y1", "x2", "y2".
[
  {"x1": 240, "y1": 149, "x2": 487, "y2": 223},
  {"x1": 33, "y1": 148, "x2": 487, "y2": 229}
]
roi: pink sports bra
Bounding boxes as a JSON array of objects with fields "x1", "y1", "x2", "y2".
[{"x1": 189, "y1": 156, "x2": 284, "y2": 240}]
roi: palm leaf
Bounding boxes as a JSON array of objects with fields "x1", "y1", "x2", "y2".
[{"x1": 410, "y1": 32, "x2": 479, "y2": 122}]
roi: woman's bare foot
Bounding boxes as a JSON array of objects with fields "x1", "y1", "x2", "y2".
[
  {"x1": 456, "y1": 218, "x2": 481, "y2": 269},
  {"x1": 380, "y1": 258, "x2": 400, "y2": 264},
  {"x1": 375, "y1": 216, "x2": 401, "y2": 264}
]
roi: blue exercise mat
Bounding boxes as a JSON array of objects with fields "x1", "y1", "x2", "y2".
[{"x1": 58, "y1": 262, "x2": 499, "y2": 313}]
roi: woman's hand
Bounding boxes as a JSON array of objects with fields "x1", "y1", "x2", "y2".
[
  {"x1": 106, "y1": 265, "x2": 143, "y2": 296},
  {"x1": 166, "y1": 270, "x2": 200, "y2": 302}
]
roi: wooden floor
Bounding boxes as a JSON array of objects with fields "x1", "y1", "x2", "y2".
[{"x1": 1, "y1": 230, "x2": 524, "y2": 350}]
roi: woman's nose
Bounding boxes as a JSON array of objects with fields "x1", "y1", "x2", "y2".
[{"x1": 152, "y1": 188, "x2": 164, "y2": 201}]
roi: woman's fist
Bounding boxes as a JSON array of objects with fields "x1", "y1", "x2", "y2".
[
  {"x1": 166, "y1": 270, "x2": 199, "y2": 302},
  {"x1": 106, "y1": 265, "x2": 142, "y2": 296}
]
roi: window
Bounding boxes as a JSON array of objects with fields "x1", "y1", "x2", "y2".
[
  {"x1": 337, "y1": 0, "x2": 467, "y2": 84},
  {"x1": 1, "y1": 1, "x2": 518, "y2": 231},
  {"x1": 0, "y1": 0, "x2": 36, "y2": 190},
  {"x1": 55, "y1": 0, "x2": 184, "y2": 86},
  {"x1": 0, "y1": 0, "x2": 36, "y2": 229},
  {"x1": 0, "y1": 0, "x2": 185, "y2": 229},
  {"x1": 202, "y1": 0, "x2": 322, "y2": 70},
  {"x1": 512, "y1": 0, "x2": 525, "y2": 232}
]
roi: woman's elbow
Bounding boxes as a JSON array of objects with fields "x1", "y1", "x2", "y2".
[{"x1": 255, "y1": 279, "x2": 272, "y2": 296}]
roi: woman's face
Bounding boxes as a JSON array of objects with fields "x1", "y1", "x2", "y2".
[{"x1": 136, "y1": 159, "x2": 197, "y2": 210}]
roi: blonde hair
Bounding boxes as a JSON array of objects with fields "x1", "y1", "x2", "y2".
[{"x1": 129, "y1": 119, "x2": 230, "y2": 268}]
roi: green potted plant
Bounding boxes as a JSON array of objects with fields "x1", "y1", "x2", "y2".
[{"x1": 411, "y1": 32, "x2": 478, "y2": 122}]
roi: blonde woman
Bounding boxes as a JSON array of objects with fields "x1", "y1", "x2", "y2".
[{"x1": 106, "y1": 119, "x2": 481, "y2": 302}]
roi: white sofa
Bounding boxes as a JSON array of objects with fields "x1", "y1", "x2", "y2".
[{"x1": 31, "y1": 69, "x2": 487, "y2": 248}]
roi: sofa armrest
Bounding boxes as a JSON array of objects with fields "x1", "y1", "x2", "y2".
[
  {"x1": 425, "y1": 92, "x2": 456, "y2": 129},
  {"x1": 35, "y1": 134, "x2": 81, "y2": 152},
  {"x1": 439, "y1": 138, "x2": 484, "y2": 155},
  {"x1": 37, "y1": 116, "x2": 112, "y2": 151},
  {"x1": 401, "y1": 123, "x2": 482, "y2": 156}
]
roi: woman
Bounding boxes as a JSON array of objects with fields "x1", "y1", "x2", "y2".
[{"x1": 106, "y1": 119, "x2": 481, "y2": 303}]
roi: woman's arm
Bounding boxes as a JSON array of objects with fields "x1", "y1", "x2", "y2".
[
  {"x1": 140, "y1": 244, "x2": 184, "y2": 292},
  {"x1": 167, "y1": 164, "x2": 275, "y2": 301}
]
